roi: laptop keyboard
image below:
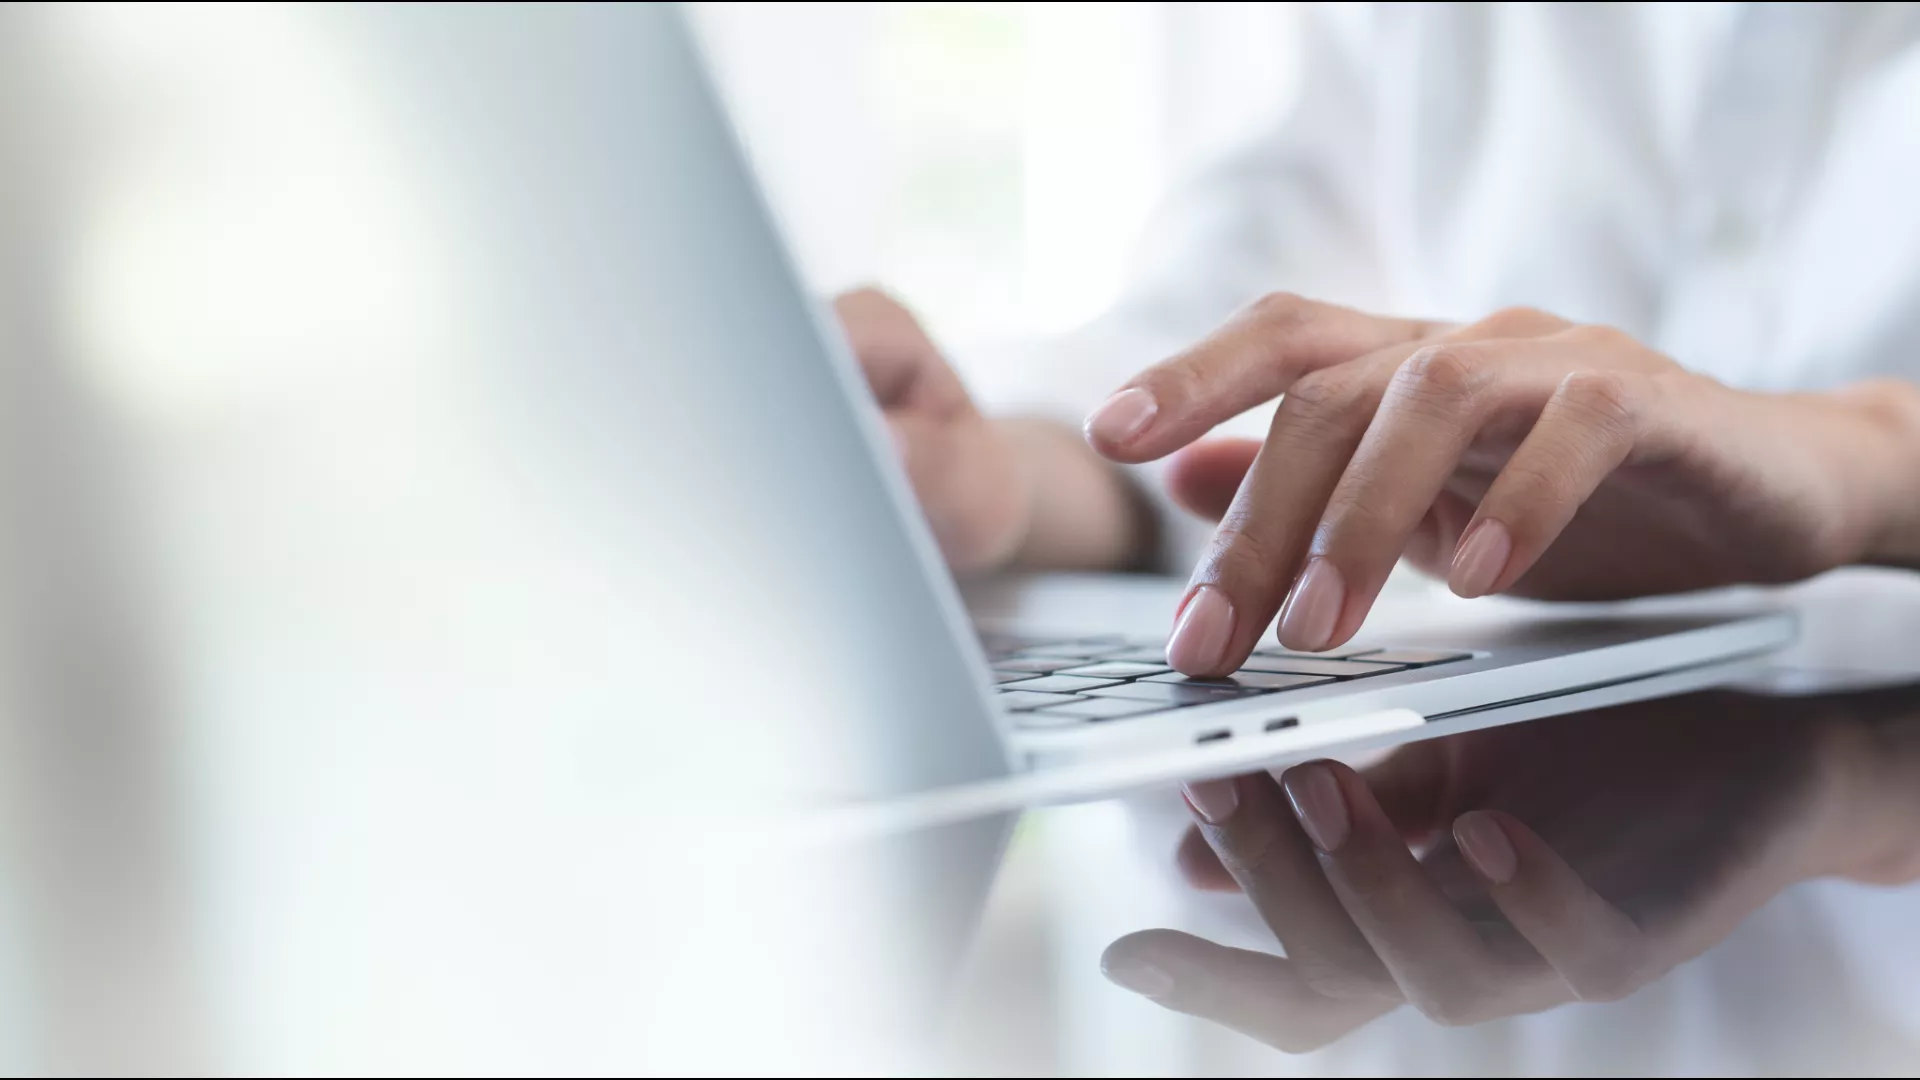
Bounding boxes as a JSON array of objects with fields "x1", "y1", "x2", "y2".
[{"x1": 980, "y1": 633, "x2": 1472, "y2": 729}]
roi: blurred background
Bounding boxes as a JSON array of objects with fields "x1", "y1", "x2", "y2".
[
  {"x1": 692, "y1": 2, "x2": 1303, "y2": 401},
  {"x1": 0, "y1": 4, "x2": 1316, "y2": 1076}
]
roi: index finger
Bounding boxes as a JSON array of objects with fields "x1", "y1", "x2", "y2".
[{"x1": 1083, "y1": 293, "x2": 1439, "y2": 463}]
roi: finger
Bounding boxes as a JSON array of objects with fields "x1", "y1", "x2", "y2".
[
  {"x1": 1102, "y1": 929, "x2": 1396, "y2": 1054},
  {"x1": 1181, "y1": 772, "x2": 1397, "y2": 998},
  {"x1": 1400, "y1": 488, "x2": 1478, "y2": 579},
  {"x1": 1084, "y1": 293, "x2": 1439, "y2": 463},
  {"x1": 1358, "y1": 738, "x2": 1453, "y2": 842},
  {"x1": 1174, "y1": 823, "x2": 1240, "y2": 892},
  {"x1": 1173, "y1": 742, "x2": 1453, "y2": 893},
  {"x1": 1453, "y1": 810, "x2": 1655, "y2": 1002},
  {"x1": 1280, "y1": 760, "x2": 1544, "y2": 1025},
  {"x1": 1163, "y1": 438, "x2": 1261, "y2": 522},
  {"x1": 831, "y1": 287, "x2": 964, "y2": 412},
  {"x1": 1278, "y1": 340, "x2": 1571, "y2": 652},
  {"x1": 887, "y1": 411, "x2": 1015, "y2": 566},
  {"x1": 1166, "y1": 346, "x2": 1411, "y2": 675},
  {"x1": 1446, "y1": 367, "x2": 1649, "y2": 598}
]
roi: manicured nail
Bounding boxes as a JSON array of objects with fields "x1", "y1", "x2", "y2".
[
  {"x1": 1084, "y1": 387, "x2": 1158, "y2": 448},
  {"x1": 1181, "y1": 778, "x2": 1240, "y2": 824},
  {"x1": 1101, "y1": 955, "x2": 1174, "y2": 999},
  {"x1": 1454, "y1": 811, "x2": 1517, "y2": 884},
  {"x1": 1283, "y1": 762, "x2": 1350, "y2": 852},
  {"x1": 1450, "y1": 518, "x2": 1513, "y2": 598},
  {"x1": 1166, "y1": 585, "x2": 1236, "y2": 675},
  {"x1": 1277, "y1": 558, "x2": 1345, "y2": 652}
]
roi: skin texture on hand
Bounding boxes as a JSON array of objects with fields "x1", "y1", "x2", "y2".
[
  {"x1": 833, "y1": 288, "x2": 1155, "y2": 574},
  {"x1": 1083, "y1": 295, "x2": 1920, "y2": 675},
  {"x1": 1101, "y1": 689, "x2": 1920, "y2": 1050}
]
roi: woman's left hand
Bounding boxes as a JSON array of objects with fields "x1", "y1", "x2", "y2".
[{"x1": 1099, "y1": 691, "x2": 1920, "y2": 1051}]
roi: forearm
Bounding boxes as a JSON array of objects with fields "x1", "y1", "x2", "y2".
[{"x1": 998, "y1": 417, "x2": 1161, "y2": 573}]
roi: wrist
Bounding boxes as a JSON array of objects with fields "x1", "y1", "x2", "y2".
[{"x1": 1832, "y1": 379, "x2": 1920, "y2": 570}]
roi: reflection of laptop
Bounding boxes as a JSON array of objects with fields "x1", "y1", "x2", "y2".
[{"x1": 5, "y1": 5, "x2": 1793, "y2": 1072}]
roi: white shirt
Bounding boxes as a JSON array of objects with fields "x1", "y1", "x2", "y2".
[{"x1": 997, "y1": 3, "x2": 1920, "y2": 1074}]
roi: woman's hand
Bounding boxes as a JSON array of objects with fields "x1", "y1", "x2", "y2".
[
  {"x1": 1083, "y1": 296, "x2": 1920, "y2": 674},
  {"x1": 836, "y1": 287, "x2": 1159, "y2": 574},
  {"x1": 834, "y1": 287, "x2": 1032, "y2": 573},
  {"x1": 1099, "y1": 691, "x2": 1920, "y2": 1051}
]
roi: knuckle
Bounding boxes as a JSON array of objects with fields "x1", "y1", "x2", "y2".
[
  {"x1": 1208, "y1": 813, "x2": 1288, "y2": 879},
  {"x1": 1282, "y1": 368, "x2": 1369, "y2": 418},
  {"x1": 1205, "y1": 516, "x2": 1282, "y2": 582},
  {"x1": 1495, "y1": 457, "x2": 1573, "y2": 504},
  {"x1": 1475, "y1": 305, "x2": 1564, "y2": 337},
  {"x1": 1249, "y1": 289, "x2": 1311, "y2": 331},
  {"x1": 1561, "y1": 322, "x2": 1636, "y2": 352},
  {"x1": 1568, "y1": 951, "x2": 1651, "y2": 1003},
  {"x1": 1141, "y1": 351, "x2": 1208, "y2": 411},
  {"x1": 1321, "y1": 484, "x2": 1397, "y2": 541},
  {"x1": 1394, "y1": 344, "x2": 1484, "y2": 405},
  {"x1": 1410, "y1": 985, "x2": 1489, "y2": 1027},
  {"x1": 1554, "y1": 370, "x2": 1639, "y2": 438},
  {"x1": 1296, "y1": 962, "x2": 1397, "y2": 1003}
]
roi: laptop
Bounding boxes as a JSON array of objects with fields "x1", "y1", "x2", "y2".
[{"x1": 0, "y1": 4, "x2": 1793, "y2": 1073}]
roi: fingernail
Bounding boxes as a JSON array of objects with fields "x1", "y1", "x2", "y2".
[
  {"x1": 1102, "y1": 955, "x2": 1174, "y2": 999},
  {"x1": 1084, "y1": 387, "x2": 1158, "y2": 448},
  {"x1": 1449, "y1": 519, "x2": 1513, "y2": 598},
  {"x1": 1277, "y1": 558, "x2": 1345, "y2": 652},
  {"x1": 1181, "y1": 778, "x2": 1240, "y2": 824},
  {"x1": 887, "y1": 422, "x2": 910, "y2": 462},
  {"x1": 1454, "y1": 811, "x2": 1517, "y2": 884},
  {"x1": 1283, "y1": 762, "x2": 1350, "y2": 852},
  {"x1": 1166, "y1": 585, "x2": 1236, "y2": 675}
]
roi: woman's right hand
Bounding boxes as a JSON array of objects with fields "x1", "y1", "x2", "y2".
[{"x1": 1085, "y1": 294, "x2": 1920, "y2": 675}]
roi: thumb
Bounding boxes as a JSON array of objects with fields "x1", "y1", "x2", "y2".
[{"x1": 1164, "y1": 438, "x2": 1261, "y2": 521}]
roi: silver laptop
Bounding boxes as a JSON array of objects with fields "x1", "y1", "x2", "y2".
[{"x1": 0, "y1": 4, "x2": 1794, "y2": 1073}]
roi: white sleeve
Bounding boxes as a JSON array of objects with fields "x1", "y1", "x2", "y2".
[{"x1": 962, "y1": 3, "x2": 1385, "y2": 571}]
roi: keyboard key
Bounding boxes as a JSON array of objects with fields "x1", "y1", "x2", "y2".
[
  {"x1": 1235, "y1": 657, "x2": 1407, "y2": 678},
  {"x1": 1100, "y1": 647, "x2": 1172, "y2": 664},
  {"x1": 998, "y1": 674, "x2": 1127, "y2": 694},
  {"x1": 1362, "y1": 649, "x2": 1474, "y2": 666},
  {"x1": 993, "y1": 656, "x2": 1086, "y2": 674},
  {"x1": 1016, "y1": 642, "x2": 1129, "y2": 660},
  {"x1": 1010, "y1": 708, "x2": 1098, "y2": 729},
  {"x1": 1087, "y1": 681, "x2": 1264, "y2": 706},
  {"x1": 1056, "y1": 661, "x2": 1172, "y2": 679},
  {"x1": 995, "y1": 690, "x2": 1087, "y2": 711},
  {"x1": 993, "y1": 671, "x2": 1036, "y2": 684},
  {"x1": 1143, "y1": 671, "x2": 1334, "y2": 692},
  {"x1": 1251, "y1": 644, "x2": 1383, "y2": 659},
  {"x1": 1028, "y1": 697, "x2": 1168, "y2": 722}
]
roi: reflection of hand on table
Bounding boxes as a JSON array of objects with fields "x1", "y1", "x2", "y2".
[{"x1": 1102, "y1": 688, "x2": 1920, "y2": 1051}]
